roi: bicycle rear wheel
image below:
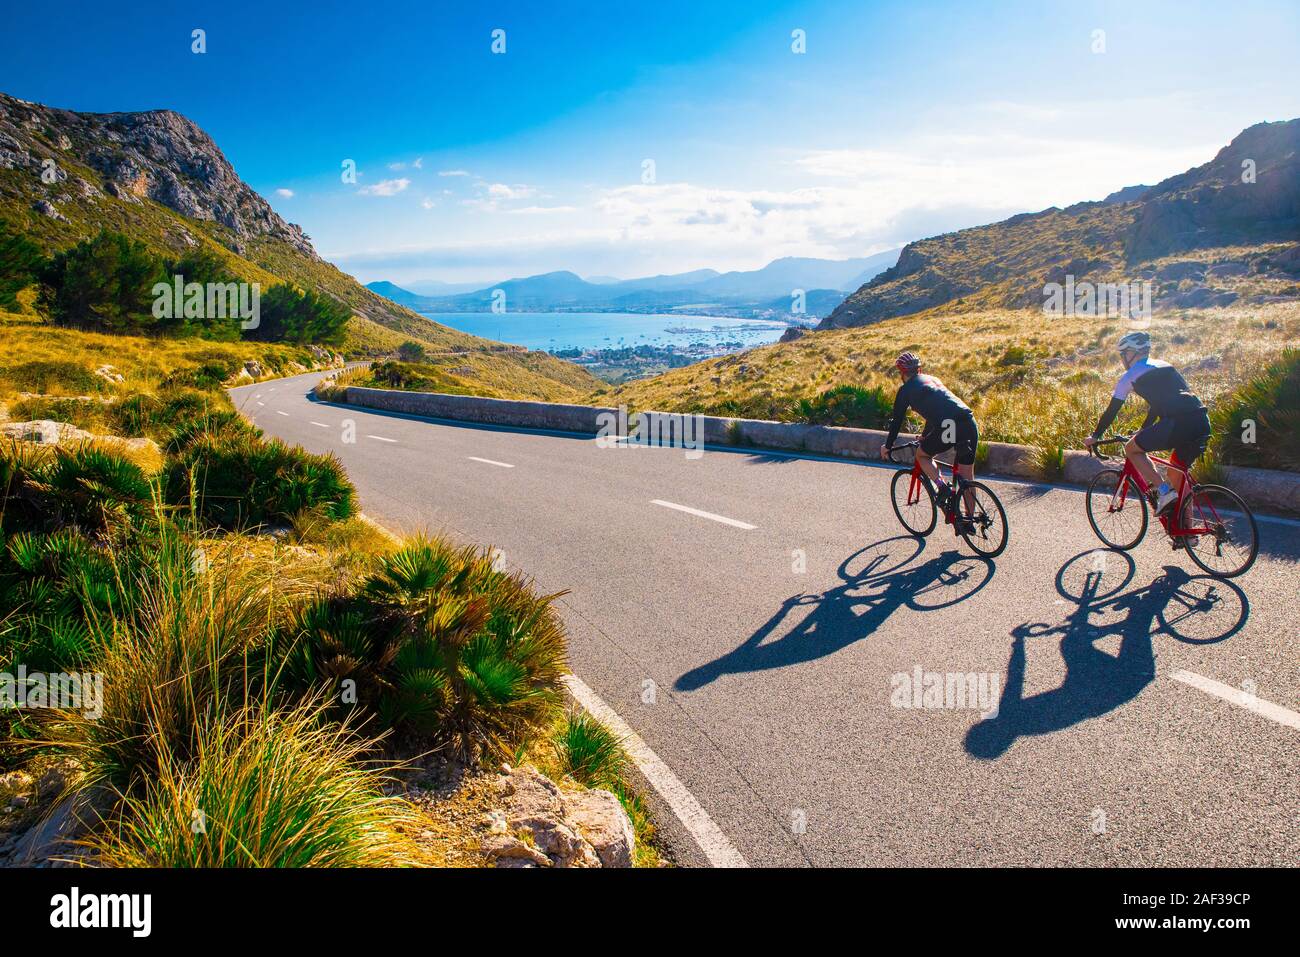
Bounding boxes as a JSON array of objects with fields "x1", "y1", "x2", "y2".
[
  {"x1": 1086, "y1": 468, "x2": 1148, "y2": 550},
  {"x1": 1178, "y1": 484, "x2": 1258, "y2": 578},
  {"x1": 956, "y1": 481, "x2": 1008, "y2": 557},
  {"x1": 891, "y1": 468, "x2": 936, "y2": 536}
]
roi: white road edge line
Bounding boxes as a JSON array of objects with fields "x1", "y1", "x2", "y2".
[
  {"x1": 367, "y1": 435, "x2": 398, "y2": 443},
  {"x1": 651, "y1": 499, "x2": 756, "y2": 530},
  {"x1": 467, "y1": 456, "x2": 514, "y2": 468},
  {"x1": 1169, "y1": 669, "x2": 1300, "y2": 732},
  {"x1": 310, "y1": 421, "x2": 329, "y2": 428},
  {"x1": 561, "y1": 674, "x2": 749, "y2": 868}
]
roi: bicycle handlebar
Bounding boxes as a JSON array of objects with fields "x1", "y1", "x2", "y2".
[
  {"x1": 1087, "y1": 435, "x2": 1131, "y2": 462},
  {"x1": 885, "y1": 440, "x2": 919, "y2": 462}
]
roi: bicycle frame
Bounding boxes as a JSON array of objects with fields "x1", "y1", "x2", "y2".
[
  {"x1": 1104, "y1": 451, "x2": 1219, "y2": 538},
  {"x1": 902, "y1": 453, "x2": 970, "y2": 524}
]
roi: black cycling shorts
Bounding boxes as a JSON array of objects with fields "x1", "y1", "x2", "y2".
[
  {"x1": 1134, "y1": 408, "x2": 1211, "y2": 466},
  {"x1": 921, "y1": 412, "x2": 979, "y2": 466}
]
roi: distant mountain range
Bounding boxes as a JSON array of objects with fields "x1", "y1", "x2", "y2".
[
  {"x1": 365, "y1": 249, "x2": 901, "y2": 318},
  {"x1": 822, "y1": 119, "x2": 1300, "y2": 329}
]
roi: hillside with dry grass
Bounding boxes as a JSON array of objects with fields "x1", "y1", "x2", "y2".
[
  {"x1": 0, "y1": 91, "x2": 599, "y2": 397},
  {"x1": 602, "y1": 301, "x2": 1298, "y2": 468},
  {"x1": 822, "y1": 119, "x2": 1300, "y2": 329}
]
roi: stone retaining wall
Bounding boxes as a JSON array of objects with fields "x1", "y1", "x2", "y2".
[{"x1": 331, "y1": 385, "x2": 1300, "y2": 514}]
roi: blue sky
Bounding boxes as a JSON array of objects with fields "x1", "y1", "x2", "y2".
[{"x1": 4, "y1": 0, "x2": 1298, "y2": 284}]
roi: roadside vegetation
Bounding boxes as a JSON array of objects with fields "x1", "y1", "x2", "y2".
[
  {"x1": 1, "y1": 290, "x2": 654, "y2": 867},
  {"x1": 602, "y1": 303, "x2": 1300, "y2": 474},
  {"x1": 319, "y1": 348, "x2": 597, "y2": 403},
  {"x1": 0, "y1": 348, "x2": 657, "y2": 866}
]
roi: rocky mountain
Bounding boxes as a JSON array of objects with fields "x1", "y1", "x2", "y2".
[
  {"x1": 821, "y1": 119, "x2": 1300, "y2": 329},
  {"x1": 0, "y1": 88, "x2": 598, "y2": 395}
]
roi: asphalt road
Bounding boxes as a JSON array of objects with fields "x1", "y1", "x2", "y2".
[{"x1": 231, "y1": 371, "x2": 1300, "y2": 867}]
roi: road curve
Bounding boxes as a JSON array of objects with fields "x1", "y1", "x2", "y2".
[{"x1": 231, "y1": 371, "x2": 1300, "y2": 867}]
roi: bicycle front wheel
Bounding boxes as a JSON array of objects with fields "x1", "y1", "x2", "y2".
[
  {"x1": 1178, "y1": 484, "x2": 1258, "y2": 578},
  {"x1": 956, "y1": 481, "x2": 1008, "y2": 558},
  {"x1": 1086, "y1": 468, "x2": 1148, "y2": 550},
  {"x1": 891, "y1": 468, "x2": 936, "y2": 536}
]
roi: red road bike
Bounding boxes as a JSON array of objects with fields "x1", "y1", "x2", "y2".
[
  {"x1": 1085, "y1": 435, "x2": 1258, "y2": 578},
  {"x1": 887, "y1": 440, "x2": 1008, "y2": 557}
]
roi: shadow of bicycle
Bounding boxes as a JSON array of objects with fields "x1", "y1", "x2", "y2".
[
  {"x1": 964, "y1": 549, "x2": 1250, "y2": 760},
  {"x1": 675, "y1": 536, "x2": 994, "y2": 691}
]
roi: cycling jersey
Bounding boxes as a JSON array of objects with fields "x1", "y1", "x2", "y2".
[
  {"x1": 885, "y1": 373, "x2": 973, "y2": 449},
  {"x1": 1093, "y1": 356, "x2": 1206, "y2": 438},
  {"x1": 1110, "y1": 357, "x2": 1204, "y2": 418}
]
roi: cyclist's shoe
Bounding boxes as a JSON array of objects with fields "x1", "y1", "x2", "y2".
[
  {"x1": 955, "y1": 516, "x2": 977, "y2": 535},
  {"x1": 934, "y1": 484, "x2": 953, "y2": 510},
  {"x1": 1155, "y1": 488, "x2": 1179, "y2": 516},
  {"x1": 1171, "y1": 535, "x2": 1200, "y2": 550}
]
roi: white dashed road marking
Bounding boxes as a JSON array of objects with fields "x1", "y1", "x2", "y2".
[
  {"x1": 367, "y1": 435, "x2": 398, "y2": 443},
  {"x1": 1169, "y1": 670, "x2": 1300, "y2": 732},
  {"x1": 651, "y1": 499, "x2": 756, "y2": 530},
  {"x1": 310, "y1": 421, "x2": 329, "y2": 428},
  {"x1": 468, "y1": 456, "x2": 514, "y2": 468},
  {"x1": 276, "y1": 410, "x2": 289, "y2": 416},
  {"x1": 562, "y1": 674, "x2": 749, "y2": 868}
]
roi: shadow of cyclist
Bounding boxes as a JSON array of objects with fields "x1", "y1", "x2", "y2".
[
  {"x1": 675, "y1": 536, "x2": 994, "y2": 691},
  {"x1": 965, "y1": 552, "x2": 1250, "y2": 760}
]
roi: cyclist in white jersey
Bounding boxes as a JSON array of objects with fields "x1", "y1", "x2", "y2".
[{"x1": 1084, "y1": 332, "x2": 1211, "y2": 517}]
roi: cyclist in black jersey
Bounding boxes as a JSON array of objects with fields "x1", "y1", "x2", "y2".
[
  {"x1": 880, "y1": 352, "x2": 980, "y2": 524},
  {"x1": 1084, "y1": 331, "x2": 1211, "y2": 516}
]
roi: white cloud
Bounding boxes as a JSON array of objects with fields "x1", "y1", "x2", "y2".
[
  {"x1": 508, "y1": 205, "x2": 577, "y2": 215},
  {"x1": 412, "y1": 158, "x2": 423, "y2": 169},
  {"x1": 421, "y1": 197, "x2": 436, "y2": 209},
  {"x1": 275, "y1": 188, "x2": 294, "y2": 198},
  {"x1": 358, "y1": 178, "x2": 411, "y2": 197},
  {"x1": 486, "y1": 183, "x2": 537, "y2": 200},
  {"x1": 438, "y1": 169, "x2": 471, "y2": 177}
]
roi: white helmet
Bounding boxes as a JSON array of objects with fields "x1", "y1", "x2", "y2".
[{"x1": 1117, "y1": 331, "x2": 1150, "y2": 355}]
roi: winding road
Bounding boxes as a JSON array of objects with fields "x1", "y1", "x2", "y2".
[{"x1": 231, "y1": 371, "x2": 1300, "y2": 867}]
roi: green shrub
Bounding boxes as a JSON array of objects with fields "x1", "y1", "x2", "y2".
[
  {"x1": 246, "y1": 283, "x2": 350, "y2": 346},
  {"x1": 41, "y1": 230, "x2": 167, "y2": 334},
  {"x1": 397, "y1": 341, "x2": 427, "y2": 362},
  {"x1": 0, "y1": 219, "x2": 46, "y2": 310},
  {"x1": 1, "y1": 359, "x2": 104, "y2": 395},
  {"x1": 114, "y1": 388, "x2": 239, "y2": 443},
  {"x1": 369, "y1": 360, "x2": 431, "y2": 391},
  {"x1": 0, "y1": 528, "x2": 117, "y2": 671},
  {"x1": 162, "y1": 409, "x2": 254, "y2": 454},
  {"x1": 795, "y1": 384, "x2": 893, "y2": 429},
  {"x1": 88, "y1": 703, "x2": 429, "y2": 867},
  {"x1": 7, "y1": 396, "x2": 112, "y2": 434},
  {"x1": 1209, "y1": 348, "x2": 1299, "y2": 472},
  {"x1": 42, "y1": 519, "x2": 270, "y2": 794},
  {"x1": 997, "y1": 345, "x2": 1029, "y2": 367},
  {"x1": 160, "y1": 359, "x2": 242, "y2": 391},
  {"x1": 167, "y1": 432, "x2": 355, "y2": 529},
  {"x1": 36, "y1": 444, "x2": 154, "y2": 532},
  {"x1": 552, "y1": 710, "x2": 627, "y2": 789},
  {"x1": 0, "y1": 440, "x2": 52, "y2": 534},
  {"x1": 273, "y1": 536, "x2": 567, "y2": 760},
  {"x1": 1030, "y1": 443, "x2": 1065, "y2": 481}
]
